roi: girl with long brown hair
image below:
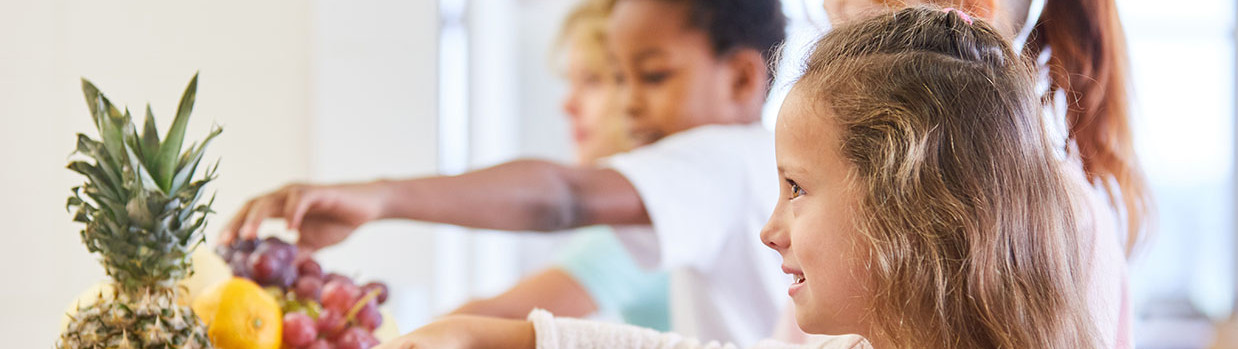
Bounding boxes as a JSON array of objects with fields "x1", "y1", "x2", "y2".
[
  {"x1": 819, "y1": 0, "x2": 1146, "y2": 347},
  {"x1": 377, "y1": 7, "x2": 1102, "y2": 348}
]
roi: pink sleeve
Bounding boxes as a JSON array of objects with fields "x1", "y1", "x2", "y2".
[{"x1": 1070, "y1": 164, "x2": 1133, "y2": 349}]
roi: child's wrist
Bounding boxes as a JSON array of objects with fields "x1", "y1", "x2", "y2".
[
  {"x1": 361, "y1": 178, "x2": 398, "y2": 220},
  {"x1": 446, "y1": 315, "x2": 536, "y2": 349}
]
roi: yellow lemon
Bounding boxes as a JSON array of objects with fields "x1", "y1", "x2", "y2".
[{"x1": 192, "y1": 278, "x2": 282, "y2": 349}]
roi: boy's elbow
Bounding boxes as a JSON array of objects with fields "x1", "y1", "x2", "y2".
[
  {"x1": 526, "y1": 161, "x2": 587, "y2": 231},
  {"x1": 525, "y1": 191, "x2": 583, "y2": 231}
]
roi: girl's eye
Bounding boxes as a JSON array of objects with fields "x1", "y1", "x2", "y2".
[{"x1": 787, "y1": 179, "x2": 805, "y2": 199}]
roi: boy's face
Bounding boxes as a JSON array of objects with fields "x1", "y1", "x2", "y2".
[
  {"x1": 608, "y1": 0, "x2": 734, "y2": 146},
  {"x1": 762, "y1": 87, "x2": 872, "y2": 336}
]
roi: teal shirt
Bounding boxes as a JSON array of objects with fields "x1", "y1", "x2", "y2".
[{"x1": 556, "y1": 226, "x2": 671, "y2": 331}]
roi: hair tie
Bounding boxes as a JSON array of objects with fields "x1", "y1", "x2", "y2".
[{"x1": 942, "y1": 8, "x2": 974, "y2": 25}]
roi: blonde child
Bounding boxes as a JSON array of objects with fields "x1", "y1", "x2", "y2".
[
  {"x1": 449, "y1": 0, "x2": 670, "y2": 331},
  {"x1": 381, "y1": 7, "x2": 1106, "y2": 348}
]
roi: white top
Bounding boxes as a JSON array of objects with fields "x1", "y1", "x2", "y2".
[
  {"x1": 1038, "y1": 60, "x2": 1133, "y2": 349},
  {"x1": 603, "y1": 123, "x2": 787, "y2": 346},
  {"x1": 528, "y1": 309, "x2": 872, "y2": 349},
  {"x1": 1066, "y1": 154, "x2": 1133, "y2": 349}
]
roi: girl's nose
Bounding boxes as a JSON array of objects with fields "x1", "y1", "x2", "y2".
[{"x1": 760, "y1": 210, "x2": 789, "y2": 252}]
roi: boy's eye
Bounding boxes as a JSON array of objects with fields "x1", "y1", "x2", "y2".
[
  {"x1": 641, "y1": 71, "x2": 671, "y2": 84},
  {"x1": 786, "y1": 179, "x2": 805, "y2": 199}
]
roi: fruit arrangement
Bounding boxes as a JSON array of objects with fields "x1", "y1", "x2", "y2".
[
  {"x1": 58, "y1": 74, "x2": 218, "y2": 348},
  {"x1": 214, "y1": 237, "x2": 388, "y2": 349},
  {"x1": 56, "y1": 74, "x2": 396, "y2": 349}
]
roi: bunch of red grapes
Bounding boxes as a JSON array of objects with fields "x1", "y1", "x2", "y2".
[{"x1": 219, "y1": 237, "x2": 389, "y2": 349}]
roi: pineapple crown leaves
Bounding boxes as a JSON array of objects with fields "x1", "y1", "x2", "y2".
[{"x1": 67, "y1": 73, "x2": 222, "y2": 291}]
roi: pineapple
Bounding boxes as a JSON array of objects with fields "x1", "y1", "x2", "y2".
[{"x1": 59, "y1": 74, "x2": 221, "y2": 349}]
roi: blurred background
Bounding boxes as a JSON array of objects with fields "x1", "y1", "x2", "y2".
[{"x1": 0, "y1": 0, "x2": 1233, "y2": 347}]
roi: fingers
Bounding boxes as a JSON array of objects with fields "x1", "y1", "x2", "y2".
[
  {"x1": 238, "y1": 192, "x2": 287, "y2": 242},
  {"x1": 219, "y1": 200, "x2": 254, "y2": 245},
  {"x1": 295, "y1": 217, "x2": 350, "y2": 255},
  {"x1": 283, "y1": 184, "x2": 316, "y2": 231}
]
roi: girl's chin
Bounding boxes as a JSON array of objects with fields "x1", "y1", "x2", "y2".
[
  {"x1": 793, "y1": 309, "x2": 824, "y2": 335},
  {"x1": 794, "y1": 302, "x2": 865, "y2": 339}
]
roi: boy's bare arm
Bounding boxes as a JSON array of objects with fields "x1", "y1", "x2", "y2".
[
  {"x1": 382, "y1": 159, "x2": 650, "y2": 231},
  {"x1": 220, "y1": 159, "x2": 650, "y2": 247}
]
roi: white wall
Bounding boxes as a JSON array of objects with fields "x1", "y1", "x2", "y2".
[
  {"x1": 310, "y1": 0, "x2": 442, "y2": 332},
  {"x1": 0, "y1": 0, "x2": 312, "y2": 346},
  {"x1": 516, "y1": 0, "x2": 576, "y2": 162}
]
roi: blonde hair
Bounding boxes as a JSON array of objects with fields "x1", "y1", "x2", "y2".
[
  {"x1": 553, "y1": 0, "x2": 632, "y2": 163},
  {"x1": 799, "y1": 7, "x2": 1097, "y2": 347},
  {"x1": 553, "y1": 0, "x2": 616, "y2": 78}
]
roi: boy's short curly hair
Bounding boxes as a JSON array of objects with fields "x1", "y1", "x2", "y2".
[{"x1": 649, "y1": 0, "x2": 787, "y2": 77}]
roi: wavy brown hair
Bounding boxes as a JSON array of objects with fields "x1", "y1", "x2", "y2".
[{"x1": 798, "y1": 7, "x2": 1097, "y2": 347}]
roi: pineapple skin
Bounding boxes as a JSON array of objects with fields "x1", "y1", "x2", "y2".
[
  {"x1": 61, "y1": 75, "x2": 219, "y2": 349},
  {"x1": 59, "y1": 288, "x2": 210, "y2": 349}
]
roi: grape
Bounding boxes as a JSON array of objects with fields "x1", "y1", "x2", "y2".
[
  {"x1": 324, "y1": 272, "x2": 352, "y2": 286},
  {"x1": 228, "y1": 251, "x2": 251, "y2": 278},
  {"x1": 361, "y1": 282, "x2": 389, "y2": 304},
  {"x1": 235, "y1": 238, "x2": 258, "y2": 253},
  {"x1": 258, "y1": 238, "x2": 296, "y2": 263},
  {"x1": 304, "y1": 339, "x2": 331, "y2": 349},
  {"x1": 282, "y1": 312, "x2": 318, "y2": 347},
  {"x1": 334, "y1": 326, "x2": 380, "y2": 349},
  {"x1": 277, "y1": 268, "x2": 298, "y2": 289},
  {"x1": 215, "y1": 244, "x2": 234, "y2": 262},
  {"x1": 356, "y1": 300, "x2": 382, "y2": 331},
  {"x1": 246, "y1": 251, "x2": 287, "y2": 286},
  {"x1": 298, "y1": 259, "x2": 324, "y2": 279},
  {"x1": 294, "y1": 276, "x2": 324, "y2": 300},
  {"x1": 316, "y1": 308, "x2": 346, "y2": 338},
  {"x1": 321, "y1": 279, "x2": 362, "y2": 313},
  {"x1": 262, "y1": 236, "x2": 292, "y2": 250},
  {"x1": 248, "y1": 239, "x2": 296, "y2": 287}
]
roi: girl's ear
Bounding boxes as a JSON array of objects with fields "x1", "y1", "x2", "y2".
[{"x1": 726, "y1": 48, "x2": 769, "y2": 111}]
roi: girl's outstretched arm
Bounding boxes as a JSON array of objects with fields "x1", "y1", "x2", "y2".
[
  {"x1": 447, "y1": 267, "x2": 598, "y2": 319},
  {"x1": 380, "y1": 310, "x2": 871, "y2": 349},
  {"x1": 377, "y1": 315, "x2": 536, "y2": 349}
]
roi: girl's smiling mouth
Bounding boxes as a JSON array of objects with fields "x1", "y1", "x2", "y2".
[{"x1": 783, "y1": 265, "x2": 806, "y2": 297}]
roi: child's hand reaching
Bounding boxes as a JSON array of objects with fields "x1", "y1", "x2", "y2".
[
  {"x1": 378, "y1": 315, "x2": 535, "y2": 349},
  {"x1": 219, "y1": 181, "x2": 390, "y2": 253}
]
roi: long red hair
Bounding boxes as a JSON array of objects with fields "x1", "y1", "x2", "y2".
[{"x1": 1024, "y1": 0, "x2": 1150, "y2": 255}]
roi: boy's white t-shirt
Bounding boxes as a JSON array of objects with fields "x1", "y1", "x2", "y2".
[{"x1": 602, "y1": 123, "x2": 787, "y2": 346}]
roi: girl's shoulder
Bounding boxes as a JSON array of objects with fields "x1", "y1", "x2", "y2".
[{"x1": 748, "y1": 335, "x2": 871, "y2": 349}]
